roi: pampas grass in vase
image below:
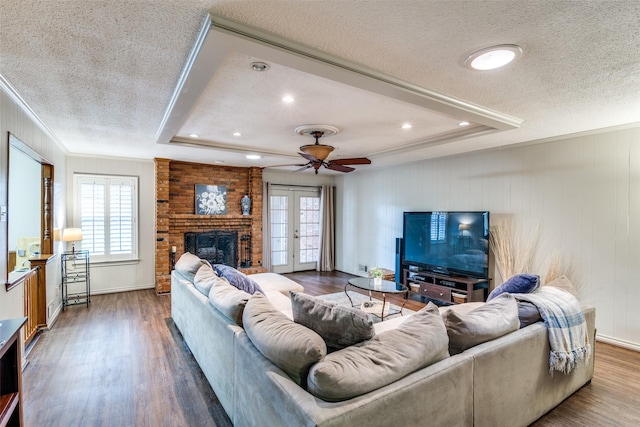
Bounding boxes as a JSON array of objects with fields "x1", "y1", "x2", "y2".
[{"x1": 489, "y1": 217, "x2": 540, "y2": 282}]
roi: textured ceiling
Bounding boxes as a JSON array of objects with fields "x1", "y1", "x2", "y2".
[{"x1": 1, "y1": 1, "x2": 639, "y2": 172}]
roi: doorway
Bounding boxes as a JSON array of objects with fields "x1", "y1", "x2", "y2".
[{"x1": 270, "y1": 187, "x2": 320, "y2": 273}]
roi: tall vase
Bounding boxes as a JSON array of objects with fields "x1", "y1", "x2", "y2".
[
  {"x1": 241, "y1": 194, "x2": 251, "y2": 215},
  {"x1": 373, "y1": 277, "x2": 382, "y2": 286}
]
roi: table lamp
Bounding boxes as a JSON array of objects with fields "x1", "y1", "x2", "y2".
[{"x1": 62, "y1": 228, "x2": 83, "y2": 253}]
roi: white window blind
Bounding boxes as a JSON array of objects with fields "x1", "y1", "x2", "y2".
[{"x1": 74, "y1": 174, "x2": 138, "y2": 261}]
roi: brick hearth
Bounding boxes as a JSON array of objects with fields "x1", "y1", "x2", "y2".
[{"x1": 154, "y1": 159, "x2": 263, "y2": 293}]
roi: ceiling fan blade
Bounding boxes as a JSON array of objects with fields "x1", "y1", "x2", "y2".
[
  {"x1": 266, "y1": 163, "x2": 308, "y2": 168},
  {"x1": 328, "y1": 157, "x2": 371, "y2": 165},
  {"x1": 298, "y1": 152, "x2": 320, "y2": 162},
  {"x1": 294, "y1": 164, "x2": 313, "y2": 172},
  {"x1": 326, "y1": 163, "x2": 355, "y2": 173}
]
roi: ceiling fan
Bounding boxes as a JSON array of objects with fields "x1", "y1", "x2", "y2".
[{"x1": 287, "y1": 126, "x2": 371, "y2": 174}]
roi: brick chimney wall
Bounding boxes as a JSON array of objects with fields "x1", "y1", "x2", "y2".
[{"x1": 154, "y1": 159, "x2": 263, "y2": 293}]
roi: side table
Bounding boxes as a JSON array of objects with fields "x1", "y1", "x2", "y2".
[{"x1": 61, "y1": 250, "x2": 90, "y2": 309}]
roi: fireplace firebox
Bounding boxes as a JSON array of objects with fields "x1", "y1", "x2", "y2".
[{"x1": 185, "y1": 231, "x2": 239, "y2": 268}]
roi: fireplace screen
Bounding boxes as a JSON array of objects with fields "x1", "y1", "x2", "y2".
[{"x1": 184, "y1": 231, "x2": 238, "y2": 268}]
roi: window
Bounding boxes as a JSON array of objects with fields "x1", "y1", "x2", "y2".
[
  {"x1": 430, "y1": 212, "x2": 447, "y2": 242},
  {"x1": 74, "y1": 174, "x2": 138, "y2": 261}
]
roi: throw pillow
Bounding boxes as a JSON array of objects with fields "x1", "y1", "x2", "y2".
[
  {"x1": 174, "y1": 252, "x2": 208, "y2": 282},
  {"x1": 213, "y1": 264, "x2": 264, "y2": 295},
  {"x1": 487, "y1": 273, "x2": 540, "y2": 301},
  {"x1": 290, "y1": 291, "x2": 375, "y2": 350},
  {"x1": 517, "y1": 300, "x2": 542, "y2": 328},
  {"x1": 242, "y1": 293, "x2": 327, "y2": 387},
  {"x1": 193, "y1": 264, "x2": 220, "y2": 296},
  {"x1": 544, "y1": 275, "x2": 579, "y2": 298},
  {"x1": 306, "y1": 302, "x2": 449, "y2": 402},
  {"x1": 208, "y1": 276, "x2": 251, "y2": 326},
  {"x1": 444, "y1": 293, "x2": 519, "y2": 355}
]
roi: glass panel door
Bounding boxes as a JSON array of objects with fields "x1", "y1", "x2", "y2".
[{"x1": 270, "y1": 188, "x2": 320, "y2": 273}]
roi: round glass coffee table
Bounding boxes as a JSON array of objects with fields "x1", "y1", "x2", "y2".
[{"x1": 345, "y1": 277, "x2": 409, "y2": 321}]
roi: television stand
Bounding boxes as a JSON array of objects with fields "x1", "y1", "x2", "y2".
[{"x1": 403, "y1": 269, "x2": 489, "y2": 304}]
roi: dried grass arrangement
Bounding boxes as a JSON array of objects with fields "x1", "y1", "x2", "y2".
[{"x1": 489, "y1": 216, "x2": 540, "y2": 282}]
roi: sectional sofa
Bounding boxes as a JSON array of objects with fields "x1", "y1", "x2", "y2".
[{"x1": 171, "y1": 253, "x2": 595, "y2": 427}]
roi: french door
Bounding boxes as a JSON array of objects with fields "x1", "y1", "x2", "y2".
[{"x1": 270, "y1": 187, "x2": 321, "y2": 273}]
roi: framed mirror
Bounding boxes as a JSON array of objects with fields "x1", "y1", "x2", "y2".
[{"x1": 6, "y1": 133, "x2": 53, "y2": 287}]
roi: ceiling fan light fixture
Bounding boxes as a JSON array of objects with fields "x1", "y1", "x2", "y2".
[
  {"x1": 300, "y1": 143, "x2": 334, "y2": 161},
  {"x1": 465, "y1": 44, "x2": 522, "y2": 70}
]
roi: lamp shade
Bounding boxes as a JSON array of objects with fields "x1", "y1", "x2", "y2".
[
  {"x1": 300, "y1": 143, "x2": 334, "y2": 161},
  {"x1": 62, "y1": 228, "x2": 83, "y2": 242},
  {"x1": 458, "y1": 224, "x2": 471, "y2": 231}
]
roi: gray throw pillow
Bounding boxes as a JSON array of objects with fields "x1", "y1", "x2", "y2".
[
  {"x1": 444, "y1": 293, "x2": 519, "y2": 355},
  {"x1": 243, "y1": 293, "x2": 327, "y2": 387},
  {"x1": 174, "y1": 252, "x2": 208, "y2": 282},
  {"x1": 290, "y1": 291, "x2": 375, "y2": 350},
  {"x1": 517, "y1": 300, "x2": 542, "y2": 328},
  {"x1": 307, "y1": 302, "x2": 449, "y2": 402},
  {"x1": 207, "y1": 276, "x2": 250, "y2": 326}
]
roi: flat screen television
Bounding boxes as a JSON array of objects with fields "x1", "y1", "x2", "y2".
[{"x1": 402, "y1": 211, "x2": 490, "y2": 279}]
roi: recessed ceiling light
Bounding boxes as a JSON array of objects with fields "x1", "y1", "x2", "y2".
[
  {"x1": 458, "y1": 121, "x2": 470, "y2": 126},
  {"x1": 233, "y1": 132, "x2": 242, "y2": 136},
  {"x1": 465, "y1": 44, "x2": 522, "y2": 71},
  {"x1": 189, "y1": 133, "x2": 199, "y2": 138},
  {"x1": 282, "y1": 95, "x2": 294, "y2": 103},
  {"x1": 245, "y1": 154, "x2": 262, "y2": 160},
  {"x1": 401, "y1": 123, "x2": 412, "y2": 129},
  {"x1": 251, "y1": 62, "x2": 269, "y2": 72},
  {"x1": 213, "y1": 160, "x2": 224, "y2": 164}
]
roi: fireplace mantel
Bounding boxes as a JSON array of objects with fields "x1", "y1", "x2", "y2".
[{"x1": 170, "y1": 214, "x2": 253, "y2": 228}]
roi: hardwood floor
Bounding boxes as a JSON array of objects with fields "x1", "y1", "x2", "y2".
[
  {"x1": 22, "y1": 270, "x2": 640, "y2": 427},
  {"x1": 23, "y1": 290, "x2": 231, "y2": 427}
]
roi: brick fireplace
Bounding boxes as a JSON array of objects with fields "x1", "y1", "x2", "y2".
[{"x1": 154, "y1": 159, "x2": 263, "y2": 293}]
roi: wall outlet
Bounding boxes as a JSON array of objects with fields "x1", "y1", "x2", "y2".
[{"x1": 359, "y1": 264, "x2": 367, "y2": 272}]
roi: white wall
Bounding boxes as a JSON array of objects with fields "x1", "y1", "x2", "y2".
[
  {"x1": 66, "y1": 156, "x2": 156, "y2": 294},
  {"x1": 335, "y1": 126, "x2": 640, "y2": 350},
  {"x1": 263, "y1": 169, "x2": 335, "y2": 187}
]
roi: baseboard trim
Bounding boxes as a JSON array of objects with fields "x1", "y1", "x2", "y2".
[
  {"x1": 596, "y1": 334, "x2": 640, "y2": 352},
  {"x1": 91, "y1": 284, "x2": 155, "y2": 295}
]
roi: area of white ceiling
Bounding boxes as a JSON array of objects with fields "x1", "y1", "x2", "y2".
[{"x1": 1, "y1": 1, "x2": 639, "y2": 172}]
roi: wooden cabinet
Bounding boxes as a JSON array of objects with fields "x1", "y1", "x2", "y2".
[
  {"x1": 403, "y1": 269, "x2": 489, "y2": 304},
  {"x1": 0, "y1": 317, "x2": 27, "y2": 427}
]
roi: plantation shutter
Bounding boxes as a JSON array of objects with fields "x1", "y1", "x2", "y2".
[
  {"x1": 430, "y1": 212, "x2": 447, "y2": 242},
  {"x1": 75, "y1": 175, "x2": 138, "y2": 261}
]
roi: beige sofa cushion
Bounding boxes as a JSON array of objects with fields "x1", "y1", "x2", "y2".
[
  {"x1": 444, "y1": 293, "x2": 519, "y2": 355},
  {"x1": 249, "y1": 272, "x2": 305, "y2": 295},
  {"x1": 290, "y1": 291, "x2": 374, "y2": 350},
  {"x1": 174, "y1": 252, "x2": 209, "y2": 282},
  {"x1": 243, "y1": 293, "x2": 327, "y2": 387},
  {"x1": 193, "y1": 263, "x2": 220, "y2": 296},
  {"x1": 306, "y1": 302, "x2": 449, "y2": 401},
  {"x1": 544, "y1": 275, "x2": 579, "y2": 298},
  {"x1": 207, "y1": 275, "x2": 250, "y2": 326}
]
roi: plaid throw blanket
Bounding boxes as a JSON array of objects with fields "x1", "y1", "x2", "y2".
[{"x1": 515, "y1": 286, "x2": 591, "y2": 374}]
